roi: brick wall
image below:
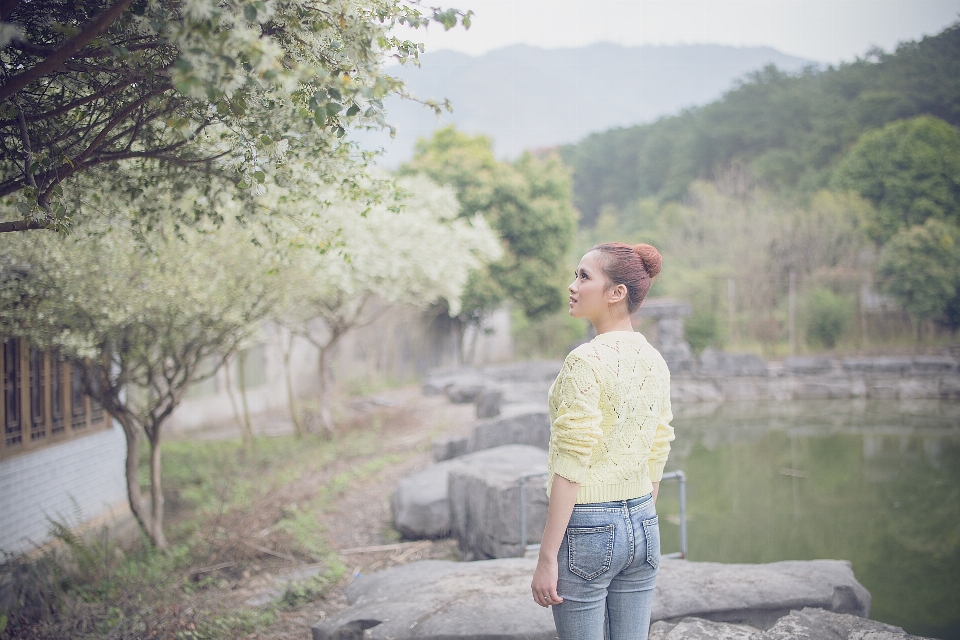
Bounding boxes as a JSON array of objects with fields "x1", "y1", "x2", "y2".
[{"x1": 0, "y1": 423, "x2": 127, "y2": 554}]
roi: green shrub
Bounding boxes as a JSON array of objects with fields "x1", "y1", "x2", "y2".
[
  {"x1": 802, "y1": 288, "x2": 852, "y2": 349},
  {"x1": 684, "y1": 311, "x2": 724, "y2": 354}
]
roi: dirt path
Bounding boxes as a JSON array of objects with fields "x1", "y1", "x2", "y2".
[{"x1": 235, "y1": 386, "x2": 475, "y2": 639}]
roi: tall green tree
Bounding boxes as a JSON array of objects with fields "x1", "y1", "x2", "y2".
[
  {"x1": 877, "y1": 218, "x2": 960, "y2": 333},
  {"x1": 401, "y1": 126, "x2": 577, "y2": 348},
  {"x1": 832, "y1": 115, "x2": 960, "y2": 243}
]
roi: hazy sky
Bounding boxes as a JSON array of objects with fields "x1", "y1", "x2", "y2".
[{"x1": 407, "y1": 0, "x2": 960, "y2": 63}]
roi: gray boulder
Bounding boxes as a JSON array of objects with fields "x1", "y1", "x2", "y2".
[
  {"x1": 391, "y1": 445, "x2": 547, "y2": 539},
  {"x1": 700, "y1": 349, "x2": 769, "y2": 377},
  {"x1": 311, "y1": 558, "x2": 875, "y2": 640},
  {"x1": 448, "y1": 455, "x2": 549, "y2": 559},
  {"x1": 446, "y1": 383, "x2": 486, "y2": 404},
  {"x1": 649, "y1": 608, "x2": 931, "y2": 640}
]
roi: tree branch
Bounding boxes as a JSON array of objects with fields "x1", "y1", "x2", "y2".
[
  {"x1": 0, "y1": 0, "x2": 136, "y2": 103},
  {"x1": 0, "y1": 219, "x2": 47, "y2": 233}
]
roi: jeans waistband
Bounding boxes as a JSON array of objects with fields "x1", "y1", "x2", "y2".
[{"x1": 573, "y1": 492, "x2": 653, "y2": 512}]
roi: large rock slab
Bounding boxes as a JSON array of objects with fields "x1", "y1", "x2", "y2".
[
  {"x1": 391, "y1": 445, "x2": 547, "y2": 539},
  {"x1": 652, "y1": 558, "x2": 870, "y2": 628},
  {"x1": 649, "y1": 608, "x2": 932, "y2": 640},
  {"x1": 311, "y1": 559, "x2": 555, "y2": 640},
  {"x1": 311, "y1": 558, "x2": 875, "y2": 640},
  {"x1": 448, "y1": 456, "x2": 549, "y2": 559}
]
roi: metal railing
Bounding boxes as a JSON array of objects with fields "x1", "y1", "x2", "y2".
[{"x1": 518, "y1": 469, "x2": 687, "y2": 559}]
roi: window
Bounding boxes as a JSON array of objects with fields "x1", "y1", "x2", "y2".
[
  {"x1": 4, "y1": 338, "x2": 22, "y2": 447},
  {"x1": 51, "y1": 358, "x2": 65, "y2": 435},
  {"x1": 71, "y1": 364, "x2": 88, "y2": 430},
  {"x1": 0, "y1": 337, "x2": 109, "y2": 461},
  {"x1": 29, "y1": 349, "x2": 46, "y2": 442}
]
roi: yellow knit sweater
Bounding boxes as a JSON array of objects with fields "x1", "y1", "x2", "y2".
[{"x1": 547, "y1": 331, "x2": 675, "y2": 504}]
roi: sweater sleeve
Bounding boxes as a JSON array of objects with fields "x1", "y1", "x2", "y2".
[
  {"x1": 647, "y1": 370, "x2": 675, "y2": 483},
  {"x1": 550, "y1": 354, "x2": 604, "y2": 484}
]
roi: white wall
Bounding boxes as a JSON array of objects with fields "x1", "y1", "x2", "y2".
[{"x1": 0, "y1": 424, "x2": 128, "y2": 555}]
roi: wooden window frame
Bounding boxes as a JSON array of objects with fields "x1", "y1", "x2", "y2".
[{"x1": 0, "y1": 337, "x2": 110, "y2": 462}]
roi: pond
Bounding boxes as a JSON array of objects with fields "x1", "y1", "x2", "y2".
[{"x1": 656, "y1": 399, "x2": 960, "y2": 640}]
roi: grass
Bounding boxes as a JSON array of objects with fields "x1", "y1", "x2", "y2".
[{"x1": 1, "y1": 408, "x2": 409, "y2": 640}]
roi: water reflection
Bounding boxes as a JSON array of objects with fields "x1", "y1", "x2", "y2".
[{"x1": 658, "y1": 400, "x2": 960, "y2": 639}]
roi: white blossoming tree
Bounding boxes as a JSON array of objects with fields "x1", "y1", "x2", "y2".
[
  {"x1": 0, "y1": 199, "x2": 286, "y2": 548},
  {"x1": 0, "y1": 0, "x2": 470, "y2": 233},
  {"x1": 279, "y1": 174, "x2": 502, "y2": 434}
]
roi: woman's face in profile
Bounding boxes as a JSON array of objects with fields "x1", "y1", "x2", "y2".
[{"x1": 568, "y1": 251, "x2": 608, "y2": 320}]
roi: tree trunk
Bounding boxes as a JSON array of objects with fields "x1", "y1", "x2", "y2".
[
  {"x1": 147, "y1": 432, "x2": 168, "y2": 549},
  {"x1": 115, "y1": 411, "x2": 152, "y2": 545},
  {"x1": 282, "y1": 330, "x2": 304, "y2": 438},
  {"x1": 223, "y1": 355, "x2": 245, "y2": 436},
  {"x1": 317, "y1": 335, "x2": 340, "y2": 438},
  {"x1": 236, "y1": 351, "x2": 253, "y2": 445}
]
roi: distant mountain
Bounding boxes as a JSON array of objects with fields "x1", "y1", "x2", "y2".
[{"x1": 355, "y1": 43, "x2": 813, "y2": 165}]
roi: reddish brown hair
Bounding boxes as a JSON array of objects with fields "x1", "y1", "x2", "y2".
[{"x1": 592, "y1": 243, "x2": 662, "y2": 313}]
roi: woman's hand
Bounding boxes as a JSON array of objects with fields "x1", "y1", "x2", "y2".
[
  {"x1": 530, "y1": 475, "x2": 580, "y2": 608},
  {"x1": 531, "y1": 555, "x2": 563, "y2": 607}
]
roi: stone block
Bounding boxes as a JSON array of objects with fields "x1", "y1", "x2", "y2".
[
  {"x1": 390, "y1": 445, "x2": 546, "y2": 540},
  {"x1": 476, "y1": 389, "x2": 503, "y2": 418},
  {"x1": 867, "y1": 380, "x2": 900, "y2": 399},
  {"x1": 783, "y1": 356, "x2": 837, "y2": 375},
  {"x1": 431, "y1": 434, "x2": 471, "y2": 462},
  {"x1": 448, "y1": 453, "x2": 549, "y2": 559},
  {"x1": 841, "y1": 357, "x2": 874, "y2": 373},
  {"x1": 671, "y1": 380, "x2": 723, "y2": 403},
  {"x1": 912, "y1": 356, "x2": 957, "y2": 374},
  {"x1": 471, "y1": 403, "x2": 551, "y2": 452},
  {"x1": 311, "y1": 557, "x2": 875, "y2": 640},
  {"x1": 897, "y1": 378, "x2": 942, "y2": 399},
  {"x1": 445, "y1": 383, "x2": 485, "y2": 404},
  {"x1": 422, "y1": 367, "x2": 482, "y2": 397},
  {"x1": 700, "y1": 349, "x2": 769, "y2": 377},
  {"x1": 871, "y1": 357, "x2": 913, "y2": 374},
  {"x1": 483, "y1": 360, "x2": 563, "y2": 383},
  {"x1": 941, "y1": 377, "x2": 960, "y2": 399}
]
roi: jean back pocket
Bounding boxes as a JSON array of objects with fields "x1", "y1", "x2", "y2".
[
  {"x1": 567, "y1": 524, "x2": 615, "y2": 580},
  {"x1": 642, "y1": 516, "x2": 660, "y2": 569}
]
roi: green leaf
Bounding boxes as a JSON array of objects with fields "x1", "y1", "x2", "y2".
[
  {"x1": 346, "y1": 104, "x2": 360, "y2": 117},
  {"x1": 253, "y1": 171, "x2": 266, "y2": 183},
  {"x1": 244, "y1": 5, "x2": 257, "y2": 21},
  {"x1": 260, "y1": 135, "x2": 273, "y2": 145}
]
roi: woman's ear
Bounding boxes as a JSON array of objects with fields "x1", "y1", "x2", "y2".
[{"x1": 607, "y1": 283, "x2": 628, "y2": 306}]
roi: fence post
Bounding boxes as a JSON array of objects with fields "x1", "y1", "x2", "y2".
[{"x1": 789, "y1": 269, "x2": 796, "y2": 356}]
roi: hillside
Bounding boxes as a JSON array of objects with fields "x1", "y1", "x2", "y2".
[
  {"x1": 561, "y1": 22, "x2": 960, "y2": 225},
  {"x1": 355, "y1": 43, "x2": 811, "y2": 165}
]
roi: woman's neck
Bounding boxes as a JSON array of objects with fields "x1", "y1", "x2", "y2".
[{"x1": 591, "y1": 313, "x2": 634, "y2": 335}]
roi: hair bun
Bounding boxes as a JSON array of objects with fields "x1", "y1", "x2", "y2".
[{"x1": 633, "y1": 244, "x2": 662, "y2": 278}]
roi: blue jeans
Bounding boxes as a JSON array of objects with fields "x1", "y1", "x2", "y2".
[{"x1": 552, "y1": 494, "x2": 660, "y2": 640}]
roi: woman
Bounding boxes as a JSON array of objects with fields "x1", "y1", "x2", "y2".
[{"x1": 531, "y1": 242, "x2": 675, "y2": 640}]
